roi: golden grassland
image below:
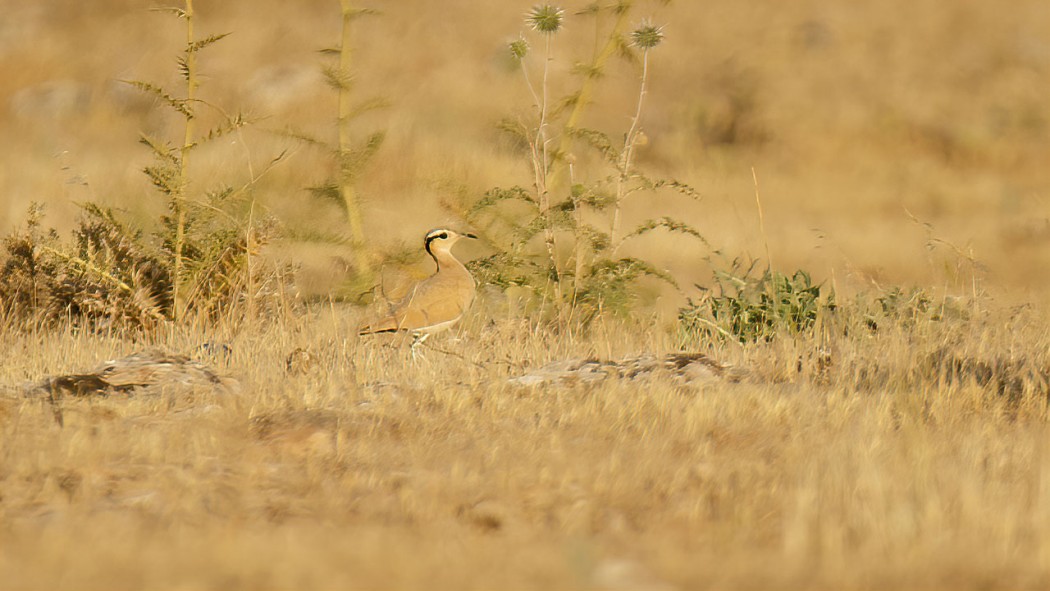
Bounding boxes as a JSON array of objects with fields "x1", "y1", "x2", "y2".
[
  {"x1": 2, "y1": 308, "x2": 1050, "y2": 590},
  {"x1": 1, "y1": 0, "x2": 1050, "y2": 589}
]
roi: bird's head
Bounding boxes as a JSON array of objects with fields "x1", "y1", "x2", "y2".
[{"x1": 424, "y1": 228, "x2": 477, "y2": 255}]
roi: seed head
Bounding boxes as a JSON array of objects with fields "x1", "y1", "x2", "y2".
[
  {"x1": 509, "y1": 37, "x2": 530, "y2": 60},
  {"x1": 527, "y1": 5, "x2": 564, "y2": 34},
  {"x1": 631, "y1": 21, "x2": 664, "y2": 50}
]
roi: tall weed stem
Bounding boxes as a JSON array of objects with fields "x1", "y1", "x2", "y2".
[
  {"x1": 338, "y1": 0, "x2": 371, "y2": 277},
  {"x1": 611, "y1": 45, "x2": 650, "y2": 253},
  {"x1": 173, "y1": 0, "x2": 197, "y2": 321}
]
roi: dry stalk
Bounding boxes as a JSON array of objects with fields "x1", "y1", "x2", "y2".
[
  {"x1": 519, "y1": 21, "x2": 565, "y2": 314},
  {"x1": 338, "y1": 0, "x2": 372, "y2": 277},
  {"x1": 173, "y1": 0, "x2": 197, "y2": 321},
  {"x1": 610, "y1": 42, "x2": 651, "y2": 252}
]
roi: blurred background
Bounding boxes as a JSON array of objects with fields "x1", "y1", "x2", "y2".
[{"x1": 1, "y1": 0, "x2": 1047, "y2": 307}]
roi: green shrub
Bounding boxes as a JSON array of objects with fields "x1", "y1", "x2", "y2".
[{"x1": 679, "y1": 261, "x2": 833, "y2": 344}]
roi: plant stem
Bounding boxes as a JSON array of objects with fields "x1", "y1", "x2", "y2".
[
  {"x1": 246, "y1": 200, "x2": 256, "y2": 322},
  {"x1": 752, "y1": 167, "x2": 773, "y2": 272},
  {"x1": 569, "y1": 160, "x2": 584, "y2": 322},
  {"x1": 174, "y1": 0, "x2": 197, "y2": 321},
  {"x1": 531, "y1": 33, "x2": 562, "y2": 308},
  {"x1": 752, "y1": 166, "x2": 780, "y2": 333},
  {"x1": 611, "y1": 46, "x2": 650, "y2": 254},
  {"x1": 549, "y1": 3, "x2": 631, "y2": 192},
  {"x1": 339, "y1": 0, "x2": 371, "y2": 277}
]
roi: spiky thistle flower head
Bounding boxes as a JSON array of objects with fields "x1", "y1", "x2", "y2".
[
  {"x1": 631, "y1": 21, "x2": 665, "y2": 50},
  {"x1": 509, "y1": 36, "x2": 530, "y2": 60},
  {"x1": 527, "y1": 5, "x2": 564, "y2": 34}
]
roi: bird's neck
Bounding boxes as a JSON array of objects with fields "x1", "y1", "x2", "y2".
[{"x1": 430, "y1": 248, "x2": 469, "y2": 276}]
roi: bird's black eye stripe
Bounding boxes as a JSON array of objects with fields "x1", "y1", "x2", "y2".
[{"x1": 424, "y1": 231, "x2": 450, "y2": 254}]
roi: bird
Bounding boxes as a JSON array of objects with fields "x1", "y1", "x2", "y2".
[{"x1": 358, "y1": 228, "x2": 477, "y2": 342}]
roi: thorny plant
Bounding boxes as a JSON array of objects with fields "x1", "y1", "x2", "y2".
[
  {"x1": 285, "y1": 0, "x2": 386, "y2": 284},
  {"x1": 0, "y1": 203, "x2": 173, "y2": 330},
  {"x1": 125, "y1": 0, "x2": 292, "y2": 324},
  {"x1": 464, "y1": 3, "x2": 706, "y2": 327},
  {"x1": 0, "y1": 1, "x2": 293, "y2": 331}
]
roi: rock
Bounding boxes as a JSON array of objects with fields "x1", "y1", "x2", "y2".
[
  {"x1": 25, "y1": 348, "x2": 235, "y2": 400},
  {"x1": 509, "y1": 352, "x2": 747, "y2": 388}
]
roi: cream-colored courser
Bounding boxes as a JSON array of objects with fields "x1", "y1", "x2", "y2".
[{"x1": 358, "y1": 228, "x2": 477, "y2": 336}]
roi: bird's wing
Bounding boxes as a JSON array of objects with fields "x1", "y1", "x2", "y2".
[
  {"x1": 359, "y1": 276, "x2": 474, "y2": 333},
  {"x1": 396, "y1": 277, "x2": 472, "y2": 327}
]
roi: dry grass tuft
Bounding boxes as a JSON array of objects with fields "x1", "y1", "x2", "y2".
[{"x1": 1, "y1": 303, "x2": 1049, "y2": 589}]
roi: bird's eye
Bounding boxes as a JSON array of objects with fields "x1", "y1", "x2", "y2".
[{"x1": 438, "y1": 233, "x2": 448, "y2": 240}]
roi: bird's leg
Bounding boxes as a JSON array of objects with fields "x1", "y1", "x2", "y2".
[{"x1": 410, "y1": 332, "x2": 430, "y2": 360}]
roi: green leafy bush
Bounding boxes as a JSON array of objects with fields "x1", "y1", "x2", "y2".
[{"x1": 679, "y1": 261, "x2": 833, "y2": 344}]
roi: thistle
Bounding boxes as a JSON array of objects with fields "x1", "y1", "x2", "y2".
[
  {"x1": 527, "y1": 5, "x2": 564, "y2": 34},
  {"x1": 631, "y1": 21, "x2": 664, "y2": 49},
  {"x1": 509, "y1": 36, "x2": 530, "y2": 60},
  {"x1": 469, "y1": 7, "x2": 706, "y2": 327}
]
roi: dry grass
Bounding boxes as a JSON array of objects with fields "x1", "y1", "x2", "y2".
[
  {"x1": 2, "y1": 0, "x2": 1050, "y2": 589},
  {"x1": 1, "y1": 308, "x2": 1050, "y2": 590}
]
